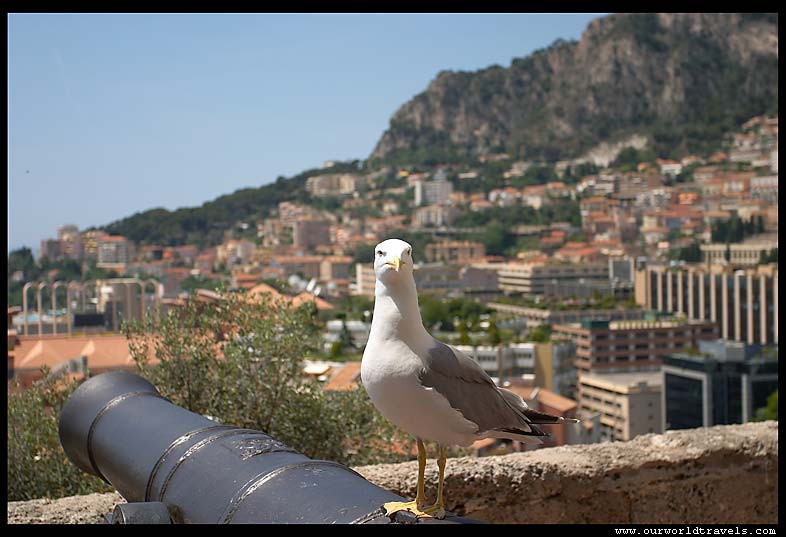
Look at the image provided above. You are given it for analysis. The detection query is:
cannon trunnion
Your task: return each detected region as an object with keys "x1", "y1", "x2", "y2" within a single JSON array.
[{"x1": 58, "y1": 371, "x2": 479, "y2": 524}]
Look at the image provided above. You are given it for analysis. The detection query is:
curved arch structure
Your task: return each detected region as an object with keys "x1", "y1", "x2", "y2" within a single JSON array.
[
  {"x1": 36, "y1": 282, "x2": 49, "y2": 337},
  {"x1": 22, "y1": 282, "x2": 35, "y2": 336},
  {"x1": 51, "y1": 281, "x2": 67, "y2": 336},
  {"x1": 20, "y1": 277, "x2": 155, "y2": 336}
]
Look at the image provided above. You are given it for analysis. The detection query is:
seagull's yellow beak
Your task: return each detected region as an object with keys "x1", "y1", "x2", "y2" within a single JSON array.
[{"x1": 386, "y1": 256, "x2": 401, "y2": 272}]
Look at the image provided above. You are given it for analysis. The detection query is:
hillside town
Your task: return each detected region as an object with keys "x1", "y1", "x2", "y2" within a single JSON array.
[{"x1": 8, "y1": 114, "x2": 779, "y2": 455}]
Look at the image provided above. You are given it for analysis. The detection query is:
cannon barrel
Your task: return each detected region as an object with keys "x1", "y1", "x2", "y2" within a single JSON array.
[{"x1": 59, "y1": 371, "x2": 478, "y2": 524}]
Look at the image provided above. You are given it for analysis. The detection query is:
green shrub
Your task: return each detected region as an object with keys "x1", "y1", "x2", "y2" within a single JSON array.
[
  {"x1": 124, "y1": 291, "x2": 411, "y2": 467},
  {"x1": 7, "y1": 373, "x2": 114, "y2": 501}
]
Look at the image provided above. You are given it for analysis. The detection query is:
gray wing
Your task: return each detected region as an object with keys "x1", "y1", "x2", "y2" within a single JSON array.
[{"x1": 417, "y1": 340, "x2": 549, "y2": 438}]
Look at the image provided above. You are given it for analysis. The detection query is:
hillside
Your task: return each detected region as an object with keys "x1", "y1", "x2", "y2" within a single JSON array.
[
  {"x1": 100, "y1": 161, "x2": 362, "y2": 247},
  {"x1": 370, "y1": 13, "x2": 778, "y2": 165},
  {"x1": 99, "y1": 13, "x2": 778, "y2": 249}
]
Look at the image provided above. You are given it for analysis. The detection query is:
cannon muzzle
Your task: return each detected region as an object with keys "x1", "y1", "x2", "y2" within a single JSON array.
[{"x1": 59, "y1": 371, "x2": 478, "y2": 524}]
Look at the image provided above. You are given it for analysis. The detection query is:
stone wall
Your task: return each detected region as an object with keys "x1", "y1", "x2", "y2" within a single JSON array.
[{"x1": 7, "y1": 421, "x2": 778, "y2": 524}]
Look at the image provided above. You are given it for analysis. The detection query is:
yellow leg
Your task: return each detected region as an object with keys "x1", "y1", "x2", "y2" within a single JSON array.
[
  {"x1": 384, "y1": 438, "x2": 429, "y2": 516},
  {"x1": 422, "y1": 445, "x2": 447, "y2": 519}
]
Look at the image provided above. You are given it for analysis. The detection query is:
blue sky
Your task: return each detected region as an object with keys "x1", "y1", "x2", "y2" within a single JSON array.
[{"x1": 8, "y1": 13, "x2": 605, "y2": 254}]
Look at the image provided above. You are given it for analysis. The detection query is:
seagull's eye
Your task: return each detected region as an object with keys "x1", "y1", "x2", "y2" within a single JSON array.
[
  {"x1": 377, "y1": 251, "x2": 384, "y2": 257},
  {"x1": 406, "y1": 248, "x2": 411, "y2": 256}
]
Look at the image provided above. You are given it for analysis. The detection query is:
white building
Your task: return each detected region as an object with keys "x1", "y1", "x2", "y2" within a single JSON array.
[
  {"x1": 454, "y1": 343, "x2": 536, "y2": 382},
  {"x1": 577, "y1": 371, "x2": 662, "y2": 442},
  {"x1": 323, "y1": 319, "x2": 371, "y2": 351},
  {"x1": 414, "y1": 179, "x2": 454, "y2": 206}
]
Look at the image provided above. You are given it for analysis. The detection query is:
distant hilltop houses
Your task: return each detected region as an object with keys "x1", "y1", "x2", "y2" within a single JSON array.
[
  {"x1": 22, "y1": 114, "x2": 777, "y2": 306},
  {"x1": 9, "y1": 113, "x2": 778, "y2": 456}
]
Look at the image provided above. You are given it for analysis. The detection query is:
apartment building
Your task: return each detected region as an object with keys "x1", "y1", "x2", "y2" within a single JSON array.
[
  {"x1": 453, "y1": 343, "x2": 536, "y2": 382},
  {"x1": 354, "y1": 263, "x2": 376, "y2": 297},
  {"x1": 471, "y1": 262, "x2": 609, "y2": 295},
  {"x1": 487, "y1": 302, "x2": 647, "y2": 329},
  {"x1": 39, "y1": 238, "x2": 61, "y2": 261},
  {"x1": 609, "y1": 256, "x2": 636, "y2": 283},
  {"x1": 305, "y1": 173, "x2": 364, "y2": 197},
  {"x1": 414, "y1": 179, "x2": 453, "y2": 206},
  {"x1": 82, "y1": 230, "x2": 109, "y2": 261},
  {"x1": 552, "y1": 318, "x2": 717, "y2": 375},
  {"x1": 662, "y1": 339, "x2": 778, "y2": 431},
  {"x1": 635, "y1": 263, "x2": 778, "y2": 345},
  {"x1": 271, "y1": 255, "x2": 323, "y2": 280},
  {"x1": 412, "y1": 204, "x2": 460, "y2": 228},
  {"x1": 577, "y1": 371, "x2": 662, "y2": 442},
  {"x1": 532, "y1": 340, "x2": 579, "y2": 399},
  {"x1": 293, "y1": 218, "x2": 332, "y2": 249},
  {"x1": 216, "y1": 239, "x2": 255, "y2": 266},
  {"x1": 699, "y1": 236, "x2": 778, "y2": 266},
  {"x1": 319, "y1": 256, "x2": 353, "y2": 281},
  {"x1": 58, "y1": 225, "x2": 83, "y2": 260},
  {"x1": 97, "y1": 236, "x2": 135, "y2": 270},
  {"x1": 424, "y1": 240, "x2": 486, "y2": 263}
]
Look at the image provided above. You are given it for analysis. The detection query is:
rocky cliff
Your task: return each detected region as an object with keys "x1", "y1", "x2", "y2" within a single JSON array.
[{"x1": 371, "y1": 13, "x2": 778, "y2": 164}]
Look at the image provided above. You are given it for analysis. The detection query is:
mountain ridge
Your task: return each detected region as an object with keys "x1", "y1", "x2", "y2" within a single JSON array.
[{"x1": 370, "y1": 13, "x2": 778, "y2": 164}]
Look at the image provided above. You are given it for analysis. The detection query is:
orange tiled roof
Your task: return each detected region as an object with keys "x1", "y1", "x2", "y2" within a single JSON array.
[
  {"x1": 247, "y1": 283, "x2": 285, "y2": 302},
  {"x1": 13, "y1": 334, "x2": 158, "y2": 371},
  {"x1": 273, "y1": 255, "x2": 324, "y2": 264},
  {"x1": 323, "y1": 362, "x2": 362, "y2": 390},
  {"x1": 234, "y1": 272, "x2": 262, "y2": 280},
  {"x1": 291, "y1": 292, "x2": 335, "y2": 311},
  {"x1": 505, "y1": 386, "x2": 578, "y2": 414}
]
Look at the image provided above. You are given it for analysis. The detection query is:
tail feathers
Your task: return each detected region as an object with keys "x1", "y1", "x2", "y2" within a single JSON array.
[
  {"x1": 486, "y1": 428, "x2": 546, "y2": 445},
  {"x1": 523, "y1": 408, "x2": 581, "y2": 424}
]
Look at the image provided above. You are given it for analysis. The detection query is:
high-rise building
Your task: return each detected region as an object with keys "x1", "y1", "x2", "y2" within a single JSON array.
[
  {"x1": 577, "y1": 371, "x2": 662, "y2": 442},
  {"x1": 353, "y1": 263, "x2": 376, "y2": 297},
  {"x1": 553, "y1": 317, "x2": 718, "y2": 375},
  {"x1": 662, "y1": 339, "x2": 778, "y2": 431},
  {"x1": 39, "y1": 239, "x2": 61, "y2": 261},
  {"x1": 414, "y1": 179, "x2": 453, "y2": 206},
  {"x1": 81, "y1": 230, "x2": 109, "y2": 261},
  {"x1": 412, "y1": 204, "x2": 460, "y2": 228},
  {"x1": 471, "y1": 262, "x2": 609, "y2": 296},
  {"x1": 533, "y1": 340, "x2": 579, "y2": 399},
  {"x1": 609, "y1": 256, "x2": 635, "y2": 283},
  {"x1": 635, "y1": 264, "x2": 778, "y2": 345},
  {"x1": 58, "y1": 225, "x2": 83, "y2": 260},
  {"x1": 97, "y1": 236, "x2": 134, "y2": 269},
  {"x1": 454, "y1": 343, "x2": 537, "y2": 382},
  {"x1": 699, "y1": 237, "x2": 778, "y2": 267},
  {"x1": 425, "y1": 241, "x2": 486, "y2": 263}
]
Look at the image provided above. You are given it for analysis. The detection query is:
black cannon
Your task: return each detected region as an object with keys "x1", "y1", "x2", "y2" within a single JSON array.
[{"x1": 58, "y1": 371, "x2": 479, "y2": 524}]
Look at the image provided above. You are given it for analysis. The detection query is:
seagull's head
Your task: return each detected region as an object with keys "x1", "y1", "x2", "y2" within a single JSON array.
[{"x1": 373, "y1": 238, "x2": 414, "y2": 284}]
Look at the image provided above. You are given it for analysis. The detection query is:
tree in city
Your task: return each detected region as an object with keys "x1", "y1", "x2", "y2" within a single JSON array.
[
  {"x1": 753, "y1": 390, "x2": 778, "y2": 422},
  {"x1": 456, "y1": 319, "x2": 473, "y2": 345},
  {"x1": 528, "y1": 324, "x2": 552, "y2": 343},
  {"x1": 487, "y1": 318, "x2": 502, "y2": 346},
  {"x1": 123, "y1": 289, "x2": 409, "y2": 467}
]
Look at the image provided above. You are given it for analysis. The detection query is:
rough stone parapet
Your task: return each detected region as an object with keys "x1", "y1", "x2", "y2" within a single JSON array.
[
  {"x1": 7, "y1": 421, "x2": 777, "y2": 524},
  {"x1": 355, "y1": 421, "x2": 778, "y2": 523}
]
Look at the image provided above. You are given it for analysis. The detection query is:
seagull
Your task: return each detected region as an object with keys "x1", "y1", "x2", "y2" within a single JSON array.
[{"x1": 361, "y1": 238, "x2": 578, "y2": 520}]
